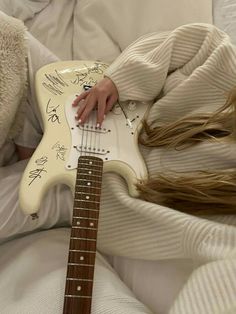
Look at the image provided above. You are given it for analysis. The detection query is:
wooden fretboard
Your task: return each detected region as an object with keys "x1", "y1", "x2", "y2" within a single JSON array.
[{"x1": 63, "y1": 156, "x2": 103, "y2": 314}]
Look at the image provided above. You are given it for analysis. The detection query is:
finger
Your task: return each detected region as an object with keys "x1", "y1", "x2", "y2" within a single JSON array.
[
  {"x1": 79, "y1": 95, "x2": 98, "y2": 124},
  {"x1": 97, "y1": 96, "x2": 107, "y2": 126},
  {"x1": 75, "y1": 99, "x2": 87, "y2": 120},
  {"x1": 72, "y1": 90, "x2": 89, "y2": 107},
  {"x1": 105, "y1": 95, "x2": 118, "y2": 114}
]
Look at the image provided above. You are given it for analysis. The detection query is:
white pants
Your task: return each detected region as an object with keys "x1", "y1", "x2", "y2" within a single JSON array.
[{"x1": 0, "y1": 228, "x2": 152, "y2": 314}]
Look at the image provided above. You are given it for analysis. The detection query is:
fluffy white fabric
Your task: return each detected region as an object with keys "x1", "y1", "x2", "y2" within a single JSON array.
[{"x1": 0, "y1": 11, "x2": 28, "y2": 149}]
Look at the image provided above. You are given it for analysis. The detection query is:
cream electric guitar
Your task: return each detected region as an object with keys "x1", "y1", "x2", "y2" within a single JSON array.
[{"x1": 19, "y1": 61, "x2": 149, "y2": 314}]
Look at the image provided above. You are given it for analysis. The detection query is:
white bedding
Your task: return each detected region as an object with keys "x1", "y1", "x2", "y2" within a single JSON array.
[
  {"x1": 0, "y1": 0, "x2": 213, "y2": 61},
  {"x1": 0, "y1": 1, "x2": 234, "y2": 313}
]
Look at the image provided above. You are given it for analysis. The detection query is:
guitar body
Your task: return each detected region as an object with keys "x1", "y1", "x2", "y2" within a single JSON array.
[
  {"x1": 19, "y1": 60, "x2": 149, "y2": 314},
  {"x1": 19, "y1": 60, "x2": 149, "y2": 215}
]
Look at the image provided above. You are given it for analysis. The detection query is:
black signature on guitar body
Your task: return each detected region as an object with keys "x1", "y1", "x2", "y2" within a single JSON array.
[
  {"x1": 52, "y1": 142, "x2": 67, "y2": 161},
  {"x1": 28, "y1": 156, "x2": 48, "y2": 186},
  {"x1": 46, "y1": 99, "x2": 61, "y2": 124},
  {"x1": 42, "y1": 70, "x2": 69, "y2": 96}
]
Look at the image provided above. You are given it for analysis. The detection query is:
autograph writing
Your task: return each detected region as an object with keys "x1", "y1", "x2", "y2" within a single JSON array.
[
  {"x1": 28, "y1": 156, "x2": 48, "y2": 186},
  {"x1": 71, "y1": 62, "x2": 108, "y2": 86},
  {"x1": 52, "y1": 141, "x2": 67, "y2": 161},
  {"x1": 42, "y1": 62, "x2": 109, "y2": 95},
  {"x1": 42, "y1": 70, "x2": 69, "y2": 96},
  {"x1": 46, "y1": 99, "x2": 61, "y2": 124}
]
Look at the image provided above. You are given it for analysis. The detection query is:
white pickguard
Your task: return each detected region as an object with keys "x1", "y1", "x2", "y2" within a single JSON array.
[{"x1": 19, "y1": 61, "x2": 150, "y2": 215}]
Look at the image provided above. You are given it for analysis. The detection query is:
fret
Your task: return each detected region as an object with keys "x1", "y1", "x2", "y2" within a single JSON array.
[
  {"x1": 73, "y1": 207, "x2": 99, "y2": 212},
  {"x1": 70, "y1": 237, "x2": 96, "y2": 242},
  {"x1": 75, "y1": 186, "x2": 101, "y2": 191},
  {"x1": 77, "y1": 178, "x2": 101, "y2": 183},
  {"x1": 77, "y1": 162, "x2": 103, "y2": 170},
  {"x1": 65, "y1": 295, "x2": 92, "y2": 299},
  {"x1": 74, "y1": 186, "x2": 101, "y2": 194},
  {"x1": 77, "y1": 174, "x2": 102, "y2": 179},
  {"x1": 73, "y1": 209, "x2": 99, "y2": 219},
  {"x1": 78, "y1": 168, "x2": 102, "y2": 174},
  {"x1": 75, "y1": 199, "x2": 100, "y2": 204},
  {"x1": 72, "y1": 216, "x2": 98, "y2": 222},
  {"x1": 74, "y1": 191, "x2": 101, "y2": 197},
  {"x1": 69, "y1": 249, "x2": 96, "y2": 253},
  {"x1": 67, "y1": 278, "x2": 93, "y2": 282},
  {"x1": 72, "y1": 226, "x2": 97, "y2": 231},
  {"x1": 74, "y1": 199, "x2": 100, "y2": 206},
  {"x1": 68, "y1": 263, "x2": 94, "y2": 267}
]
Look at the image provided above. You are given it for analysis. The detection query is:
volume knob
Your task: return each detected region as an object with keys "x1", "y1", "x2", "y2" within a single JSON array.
[{"x1": 112, "y1": 103, "x2": 122, "y2": 115}]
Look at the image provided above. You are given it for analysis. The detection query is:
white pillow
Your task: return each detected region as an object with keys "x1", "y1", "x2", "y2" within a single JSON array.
[
  {"x1": 73, "y1": 0, "x2": 213, "y2": 63},
  {"x1": 213, "y1": 0, "x2": 236, "y2": 45}
]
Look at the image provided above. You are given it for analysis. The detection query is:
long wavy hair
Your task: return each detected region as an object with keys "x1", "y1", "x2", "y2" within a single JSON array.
[{"x1": 137, "y1": 88, "x2": 236, "y2": 215}]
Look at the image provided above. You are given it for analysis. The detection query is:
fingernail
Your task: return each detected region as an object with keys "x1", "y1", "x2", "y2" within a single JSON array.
[
  {"x1": 96, "y1": 123, "x2": 100, "y2": 128},
  {"x1": 78, "y1": 119, "x2": 82, "y2": 124}
]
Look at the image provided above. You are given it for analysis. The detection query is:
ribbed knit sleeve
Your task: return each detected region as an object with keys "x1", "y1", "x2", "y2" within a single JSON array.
[{"x1": 104, "y1": 23, "x2": 230, "y2": 102}]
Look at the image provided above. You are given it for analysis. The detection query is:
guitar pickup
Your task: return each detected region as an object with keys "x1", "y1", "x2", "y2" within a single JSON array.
[
  {"x1": 77, "y1": 124, "x2": 111, "y2": 134},
  {"x1": 74, "y1": 146, "x2": 109, "y2": 156}
]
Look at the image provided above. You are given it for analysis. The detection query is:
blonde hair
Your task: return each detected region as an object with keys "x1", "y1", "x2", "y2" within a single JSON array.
[{"x1": 137, "y1": 89, "x2": 236, "y2": 215}]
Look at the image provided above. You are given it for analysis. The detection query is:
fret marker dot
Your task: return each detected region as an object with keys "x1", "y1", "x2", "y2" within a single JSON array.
[
  {"x1": 88, "y1": 171, "x2": 92, "y2": 174},
  {"x1": 77, "y1": 221, "x2": 80, "y2": 225},
  {"x1": 86, "y1": 196, "x2": 90, "y2": 199},
  {"x1": 87, "y1": 182, "x2": 91, "y2": 186},
  {"x1": 77, "y1": 286, "x2": 82, "y2": 291},
  {"x1": 80, "y1": 256, "x2": 84, "y2": 261},
  {"x1": 90, "y1": 223, "x2": 94, "y2": 227},
  {"x1": 89, "y1": 161, "x2": 93, "y2": 165}
]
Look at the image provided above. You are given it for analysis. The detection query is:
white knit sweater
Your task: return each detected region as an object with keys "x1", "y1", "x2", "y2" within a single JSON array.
[{"x1": 94, "y1": 24, "x2": 236, "y2": 314}]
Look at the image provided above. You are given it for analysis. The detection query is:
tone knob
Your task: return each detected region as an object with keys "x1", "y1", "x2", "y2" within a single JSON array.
[
  {"x1": 112, "y1": 103, "x2": 122, "y2": 114},
  {"x1": 127, "y1": 101, "x2": 136, "y2": 111}
]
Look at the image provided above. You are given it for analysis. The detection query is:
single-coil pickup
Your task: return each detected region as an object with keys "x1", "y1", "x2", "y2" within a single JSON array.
[
  {"x1": 77, "y1": 124, "x2": 110, "y2": 134},
  {"x1": 74, "y1": 146, "x2": 109, "y2": 155}
]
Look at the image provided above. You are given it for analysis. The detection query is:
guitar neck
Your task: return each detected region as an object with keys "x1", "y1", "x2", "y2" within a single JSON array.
[{"x1": 63, "y1": 156, "x2": 103, "y2": 314}]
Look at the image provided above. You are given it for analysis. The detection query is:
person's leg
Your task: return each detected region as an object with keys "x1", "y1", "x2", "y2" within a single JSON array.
[
  {"x1": 93, "y1": 252, "x2": 153, "y2": 313},
  {"x1": 0, "y1": 228, "x2": 153, "y2": 314},
  {"x1": 0, "y1": 160, "x2": 72, "y2": 244}
]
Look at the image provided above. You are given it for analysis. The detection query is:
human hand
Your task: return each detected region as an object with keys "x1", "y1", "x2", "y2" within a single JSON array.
[{"x1": 72, "y1": 77, "x2": 118, "y2": 127}]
